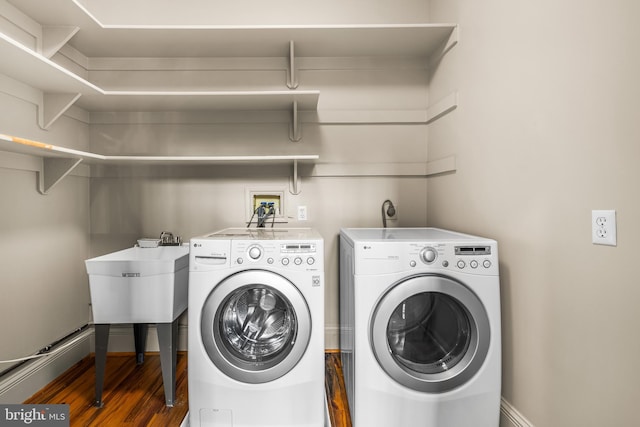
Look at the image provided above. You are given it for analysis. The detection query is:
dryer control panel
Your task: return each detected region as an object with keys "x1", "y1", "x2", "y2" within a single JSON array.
[
  {"x1": 407, "y1": 242, "x2": 498, "y2": 276},
  {"x1": 352, "y1": 241, "x2": 498, "y2": 276}
]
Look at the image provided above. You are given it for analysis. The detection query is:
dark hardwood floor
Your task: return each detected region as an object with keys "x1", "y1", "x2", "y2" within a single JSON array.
[
  {"x1": 25, "y1": 352, "x2": 188, "y2": 426},
  {"x1": 24, "y1": 351, "x2": 352, "y2": 427},
  {"x1": 325, "y1": 351, "x2": 352, "y2": 427}
]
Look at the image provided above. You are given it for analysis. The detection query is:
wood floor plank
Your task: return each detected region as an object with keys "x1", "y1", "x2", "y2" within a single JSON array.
[{"x1": 325, "y1": 351, "x2": 353, "y2": 427}]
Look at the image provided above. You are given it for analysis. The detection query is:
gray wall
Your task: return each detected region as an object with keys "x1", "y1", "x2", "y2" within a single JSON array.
[
  {"x1": 0, "y1": 91, "x2": 91, "y2": 374},
  {"x1": 428, "y1": 1, "x2": 640, "y2": 426}
]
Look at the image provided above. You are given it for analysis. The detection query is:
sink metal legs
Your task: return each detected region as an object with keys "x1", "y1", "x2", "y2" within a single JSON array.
[
  {"x1": 94, "y1": 324, "x2": 110, "y2": 408},
  {"x1": 157, "y1": 320, "x2": 179, "y2": 407},
  {"x1": 93, "y1": 319, "x2": 180, "y2": 408},
  {"x1": 133, "y1": 324, "x2": 148, "y2": 365}
]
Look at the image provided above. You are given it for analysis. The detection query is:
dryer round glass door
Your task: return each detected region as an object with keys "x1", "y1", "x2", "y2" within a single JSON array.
[
  {"x1": 200, "y1": 270, "x2": 311, "y2": 384},
  {"x1": 370, "y1": 274, "x2": 490, "y2": 392}
]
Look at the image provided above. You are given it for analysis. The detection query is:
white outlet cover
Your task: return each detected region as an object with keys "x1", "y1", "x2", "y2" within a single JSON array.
[
  {"x1": 592, "y1": 210, "x2": 617, "y2": 246},
  {"x1": 297, "y1": 205, "x2": 308, "y2": 221}
]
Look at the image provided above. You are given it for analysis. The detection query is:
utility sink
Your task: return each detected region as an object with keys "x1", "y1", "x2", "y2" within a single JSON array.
[
  {"x1": 85, "y1": 244, "x2": 189, "y2": 407},
  {"x1": 85, "y1": 245, "x2": 189, "y2": 323}
]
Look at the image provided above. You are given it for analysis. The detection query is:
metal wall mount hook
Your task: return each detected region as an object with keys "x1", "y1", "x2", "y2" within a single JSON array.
[
  {"x1": 286, "y1": 40, "x2": 299, "y2": 89},
  {"x1": 381, "y1": 199, "x2": 396, "y2": 228},
  {"x1": 289, "y1": 159, "x2": 302, "y2": 195},
  {"x1": 289, "y1": 101, "x2": 302, "y2": 142}
]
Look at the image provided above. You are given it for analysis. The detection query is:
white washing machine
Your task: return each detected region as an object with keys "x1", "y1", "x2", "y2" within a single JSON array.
[
  {"x1": 188, "y1": 228, "x2": 325, "y2": 427},
  {"x1": 339, "y1": 228, "x2": 501, "y2": 427}
]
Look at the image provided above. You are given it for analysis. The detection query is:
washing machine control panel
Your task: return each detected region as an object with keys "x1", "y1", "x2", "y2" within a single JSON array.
[
  {"x1": 248, "y1": 244, "x2": 263, "y2": 260},
  {"x1": 231, "y1": 240, "x2": 321, "y2": 271},
  {"x1": 407, "y1": 242, "x2": 498, "y2": 275},
  {"x1": 419, "y1": 247, "x2": 438, "y2": 264}
]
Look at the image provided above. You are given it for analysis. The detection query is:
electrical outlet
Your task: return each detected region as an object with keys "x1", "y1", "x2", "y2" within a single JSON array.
[
  {"x1": 592, "y1": 210, "x2": 617, "y2": 246},
  {"x1": 297, "y1": 206, "x2": 308, "y2": 221}
]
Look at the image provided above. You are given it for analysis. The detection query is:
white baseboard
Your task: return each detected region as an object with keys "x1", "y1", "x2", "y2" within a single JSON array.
[
  {"x1": 0, "y1": 328, "x2": 92, "y2": 404},
  {"x1": 500, "y1": 397, "x2": 535, "y2": 427}
]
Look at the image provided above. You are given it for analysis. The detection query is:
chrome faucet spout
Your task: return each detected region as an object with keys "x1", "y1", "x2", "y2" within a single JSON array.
[{"x1": 160, "y1": 231, "x2": 181, "y2": 246}]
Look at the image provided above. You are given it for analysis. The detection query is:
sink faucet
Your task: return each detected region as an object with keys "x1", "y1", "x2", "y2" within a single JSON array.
[
  {"x1": 160, "y1": 231, "x2": 174, "y2": 245},
  {"x1": 159, "y1": 231, "x2": 182, "y2": 246}
]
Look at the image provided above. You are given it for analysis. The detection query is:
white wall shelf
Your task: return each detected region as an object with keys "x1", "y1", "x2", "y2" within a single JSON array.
[
  {"x1": 310, "y1": 156, "x2": 456, "y2": 178},
  {"x1": 0, "y1": 19, "x2": 458, "y2": 190},
  {"x1": 0, "y1": 133, "x2": 318, "y2": 194},
  {"x1": 0, "y1": 31, "x2": 319, "y2": 131},
  {"x1": 0, "y1": 22, "x2": 457, "y2": 121},
  {"x1": 58, "y1": 24, "x2": 458, "y2": 58}
]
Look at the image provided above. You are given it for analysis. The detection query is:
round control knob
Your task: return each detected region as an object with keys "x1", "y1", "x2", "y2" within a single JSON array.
[
  {"x1": 457, "y1": 260, "x2": 466, "y2": 269},
  {"x1": 267, "y1": 257, "x2": 274, "y2": 264},
  {"x1": 294, "y1": 257, "x2": 303, "y2": 265},
  {"x1": 281, "y1": 258, "x2": 290, "y2": 266},
  {"x1": 483, "y1": 260, "x2": 492, "y2": 268},
  {"x1": 410, "y1": 260, "x2": 417, "y2": 267},
  {"x1": 307, "y1": 257, "x2": 315, "y2": 265},
  {"x1": 248, "y1": 245, "x2": 262, "y2": 260},
  {"x1": 420, "y1": 247, "x2": 438, "y2": 264},
  {"x1": 237, "y1": 258, "x2": 244, "y2": 265}
]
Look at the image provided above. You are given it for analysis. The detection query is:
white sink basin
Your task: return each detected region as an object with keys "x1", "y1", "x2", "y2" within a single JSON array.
[{"x1": 85, "y1": 245, "x2": 189, "y2": 323}]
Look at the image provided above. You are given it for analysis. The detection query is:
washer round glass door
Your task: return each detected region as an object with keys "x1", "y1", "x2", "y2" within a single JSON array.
[
  {"x1": 201, "y1": 269, "x2": 311, "y2": 384},
  {"x1": 370, "y1": 274, "x2": 490, "y2": 392}
]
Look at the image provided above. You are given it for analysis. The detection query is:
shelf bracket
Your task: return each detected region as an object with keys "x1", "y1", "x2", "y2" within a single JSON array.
[
  {"x1": 289, "y1": 101, "x2": 302, "y2": 142},
  {"x1": 426, "y1": 92, "x2": 458, "y2": 124},
  {"x1": 38, "y1": 157, "x2": 83, "y2": 195},
  {"x1": 286, "y1": 40, "x2": 299, "y2": 89},
  {"x1": 290, "y1": 159, "x2": 302, "y2": 195},
  {"x1": 41, "y1": 26, "x2": 80, "y2": 59},
  {"x1": 38, "y1": 92, "x2": 82, "y2": 130}
]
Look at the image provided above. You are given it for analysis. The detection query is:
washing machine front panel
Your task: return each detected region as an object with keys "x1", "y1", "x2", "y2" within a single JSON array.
[
  {"x1": 189, "y1": 228, "x2": 325, "y2": 427},
  {"x1": 201, "y1": 269, "x2": 311, "y2": 384},
  {"x1": 370, "y1": 273, "x2": 490, "y2": 393}
]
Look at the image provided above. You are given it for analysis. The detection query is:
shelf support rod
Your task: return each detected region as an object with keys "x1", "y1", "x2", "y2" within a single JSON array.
[
  {"x1": 290, "y1": 159, "x2": 302, "y2": 195},
  {"x1": 289, "y1": 101, "x2": 302, "y2": 142},
  {"x1": 286, "y1": 40, "x2": 299, "y2": 89}
]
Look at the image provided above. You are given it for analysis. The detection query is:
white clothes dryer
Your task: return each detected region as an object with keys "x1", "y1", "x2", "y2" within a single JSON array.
[
  {"x1": 188, "y1": 228, "x2": 325, "y2": 427},
  {"x1": 339, "y1": 228, "x2": 501, "y2": 427}
]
